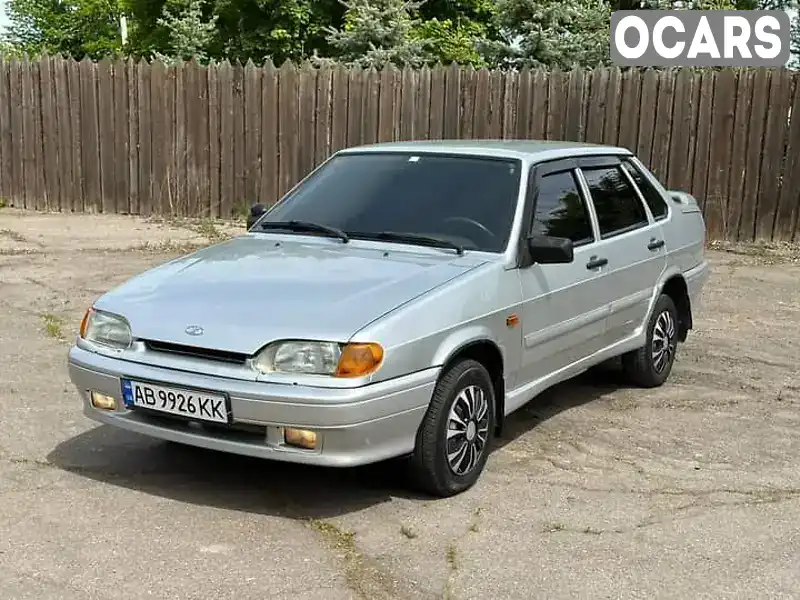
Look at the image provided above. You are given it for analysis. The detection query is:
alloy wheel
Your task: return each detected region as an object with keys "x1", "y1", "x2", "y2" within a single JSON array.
[
  {"x1": 651, "y1": 309, "x2": 677, "y2": 374},
  {"x1": 446, "y1": 384, "x2": 491, "y2": 476}
]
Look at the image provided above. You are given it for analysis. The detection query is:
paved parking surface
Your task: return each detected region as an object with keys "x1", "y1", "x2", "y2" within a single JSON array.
[{"x1": 2, "y1": 209, "x2": 799, "y2": 599}]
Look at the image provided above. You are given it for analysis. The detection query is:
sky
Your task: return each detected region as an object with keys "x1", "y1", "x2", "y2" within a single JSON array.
[{"x1": 0, "y1": 0, "x2": 8, "y2": 33}]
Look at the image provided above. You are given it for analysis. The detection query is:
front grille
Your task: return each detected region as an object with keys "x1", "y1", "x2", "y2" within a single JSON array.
[{"x1": 143, "y1": 339, "x2": 249, "y2": 365}]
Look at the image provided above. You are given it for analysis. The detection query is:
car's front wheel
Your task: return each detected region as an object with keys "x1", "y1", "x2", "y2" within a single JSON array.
[
  {"x1": 410, "y1": 359, "x2": 496, "y2": 497},
  {"x1": 622, "y1": 293, "x2": 679, "y2": 388}
]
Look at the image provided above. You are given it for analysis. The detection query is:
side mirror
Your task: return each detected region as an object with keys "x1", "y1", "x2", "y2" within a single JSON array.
[
  {"x1": 246, "y1": 203, "x2": 267, "y2": 229},
  {"x1": 527, "y1": 235, "x2": 574, "y2": 264}
]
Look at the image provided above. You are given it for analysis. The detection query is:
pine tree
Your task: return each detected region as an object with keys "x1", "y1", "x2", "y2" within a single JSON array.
[
  {"x1": 154, "y1": 0, "x2": 218, "y2": 63},
  {"x1": 323, "y1": 0, "x2": 434, "y2": 68}
]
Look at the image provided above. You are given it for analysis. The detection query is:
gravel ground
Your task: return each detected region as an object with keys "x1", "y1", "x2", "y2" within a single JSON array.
[{"x1": 1, "y1": 208, "x2": 799, "y2": 600}]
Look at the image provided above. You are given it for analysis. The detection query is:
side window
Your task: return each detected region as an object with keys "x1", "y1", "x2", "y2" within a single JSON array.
[
  {"x1": 622, "y1": 160, "x2": 669, "y2": 221},
  {"x1": 531, "y1": 170, "x2": 594, "y2": 246},
  {"x1": 581, "y1": 166, "x2": 650, "y2": 239}
]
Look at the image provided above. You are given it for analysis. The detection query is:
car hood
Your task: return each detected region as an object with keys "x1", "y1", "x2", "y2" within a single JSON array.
[{"x1": 94, "y1": 234, "x2": 486, "y2": 355}]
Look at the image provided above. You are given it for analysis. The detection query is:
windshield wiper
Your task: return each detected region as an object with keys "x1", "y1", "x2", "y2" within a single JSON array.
[
  {"x1": 259, "y1": 220, "x2": 349, "y2": 243},
  {"x1": 348, "y1": 231, "x2": 464, "y2": 255}
]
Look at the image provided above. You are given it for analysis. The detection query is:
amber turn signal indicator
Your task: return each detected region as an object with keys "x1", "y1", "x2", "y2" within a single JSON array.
[
  {"x1": 79, "y1": 308, "x2": 93, "y2": 338},
  {"x1": 335, "y1": 342, "x2": 384, "y2": 377},
  {"x1": 506, "y1": 313, "x2": 520, "y2": 328}
]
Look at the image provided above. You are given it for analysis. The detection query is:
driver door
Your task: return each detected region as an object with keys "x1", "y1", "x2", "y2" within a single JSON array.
[{"x1": 515, "y1": 159, "x2": 609, "y2": 388}]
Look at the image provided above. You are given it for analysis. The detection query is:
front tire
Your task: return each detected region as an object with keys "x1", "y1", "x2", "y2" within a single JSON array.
[
  {"x1": 410, "y1": 359, "x2": 496, "y2": 497},
  {"x1": 622, "y1": 293, "x2": 679, "y2": 388}
]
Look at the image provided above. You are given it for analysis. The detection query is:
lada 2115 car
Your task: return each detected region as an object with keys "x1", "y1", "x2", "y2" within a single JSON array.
[{"x1": 68, "y1": 140, "x2": 709, "y2": 497}]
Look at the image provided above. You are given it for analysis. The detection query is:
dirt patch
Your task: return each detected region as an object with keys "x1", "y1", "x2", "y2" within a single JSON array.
[{"x1": 1, "y1": 208, "x2": 799, "y2": 599}]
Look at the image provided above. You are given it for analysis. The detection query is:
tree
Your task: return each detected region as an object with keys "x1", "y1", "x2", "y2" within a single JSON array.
[
  {"x1": 152, "y1": 0, "x2": 217, "y2": 62},
  {"x1": 3, "y1": 0, "x2": 125, "y2": 59},
  {"x1": 322, "y1": 0, "x2": 434, "y2": 68},
  {"x1": 481, "y1": 0, "x2": 612, "y2": 69}
]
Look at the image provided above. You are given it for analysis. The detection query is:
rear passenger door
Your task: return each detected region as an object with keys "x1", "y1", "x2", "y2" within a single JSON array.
[{"x1": 576, "y1": 156, "x2": 668, "y2": 348}]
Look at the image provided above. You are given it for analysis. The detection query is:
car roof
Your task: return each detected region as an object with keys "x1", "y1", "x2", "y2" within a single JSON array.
[{"x1": 336, "y1": 139, "x2": 634, "y2": 162}]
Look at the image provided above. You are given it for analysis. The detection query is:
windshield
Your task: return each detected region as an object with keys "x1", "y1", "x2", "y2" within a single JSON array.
[{"x1": 259, "y1": 152, "x2": 522, "y2": 253}]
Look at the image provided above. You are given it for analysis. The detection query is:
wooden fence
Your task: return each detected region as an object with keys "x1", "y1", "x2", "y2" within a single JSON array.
[{"x1": 0, "y1": 56, "x2": 798, "y2": 242}]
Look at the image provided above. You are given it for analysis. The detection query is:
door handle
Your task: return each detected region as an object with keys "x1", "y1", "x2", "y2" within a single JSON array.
[
  {"x1": 647, "y1": 238, "x2": 665, "y2": 251},
  {"x1": 586, "y1": 256, "x2": 608, "y2": 270}
]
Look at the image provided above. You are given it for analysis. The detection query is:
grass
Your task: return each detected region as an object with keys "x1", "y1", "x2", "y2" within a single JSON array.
[{"x1": 40, "y1": 313, "x2": 64, "y2": 340}]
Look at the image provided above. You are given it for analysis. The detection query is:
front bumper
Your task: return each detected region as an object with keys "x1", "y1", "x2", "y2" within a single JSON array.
[{"x1": 67, "y1": 345, "x2": 437, "y2": 467}]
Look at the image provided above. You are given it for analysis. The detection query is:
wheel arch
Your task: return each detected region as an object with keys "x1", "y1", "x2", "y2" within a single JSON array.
[
  {"x1": 435, "y1": 334, "x2": 506, "y2": 437},
  {"x1": 658, "y1": 272, "x2": 692, "y2": 342}
]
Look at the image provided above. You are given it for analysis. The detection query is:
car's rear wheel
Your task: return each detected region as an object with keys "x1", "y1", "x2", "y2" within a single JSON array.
[
  {"x1": 622, "y1": 293, "x2": 679, "y2": 388},
  {"x1": 410, "y1": 359, "x2": 496, "y2": 497}
]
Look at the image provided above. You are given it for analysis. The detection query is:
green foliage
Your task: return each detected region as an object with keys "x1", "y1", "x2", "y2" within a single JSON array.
[
  {"x1": 323, "y1": 0, "x2": 434, "y2": 68},
  {"x1": 152, "y1": 0, "x2": 217, "y2": 62},
  {"x1": 482, "y1": 0, "x2": 612, "y2": 69},
  {"x1": 3, "y1": 0, "x2": 125, "y2": 59}
]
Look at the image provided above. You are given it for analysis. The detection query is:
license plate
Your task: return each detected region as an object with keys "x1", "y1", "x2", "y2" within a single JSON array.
[{"x1": 121, "y1": 379, "x2": 230, "y2": 424}]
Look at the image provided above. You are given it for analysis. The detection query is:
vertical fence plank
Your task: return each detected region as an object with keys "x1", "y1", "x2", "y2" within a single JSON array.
[
  {"x1": 617, "y1": 69, "x2": 641, "y2": 152},
  {"x1": 650, "y1": 69, "x2": 675, "y2": 184},
  {"x1": 315, "y1": 66, "x2": 332, "y2": 165},
  {"x1": 636, "y1": 69, "x2": 659, "y2": 171},
  {"x1": 665, "y1": 69, "x2": 692, "y2": 191},
  {"x1": 501, "y1": 71, "x2": 517, "y2": 139},
  {"x1": 20, "y1": 57, "x2": 36, "y2": 209},
  {"x1": 244, "y1": 60, "x2": 262, "y2": 208},
  {"x1": 125, "y1": 59, "x2": 138, "y2": 215},
  {"x1": 330, "y1": 65, "x2": 349, "y2": 153},
  {"x1": 415, "y1": 66, "x2": 432, "y2": 139},
  {"x1": 564, "y1": 68, "x2": 584, "y2": 142},
  {"x1": 400, "y1": 67, "x2": 416, "y2": 140},
  {"x1": 362, "y1": 67, "x2": 379, "y2": 144},
  {"x1": 515, "y1": 68, "x2": 531, "y2": 140},
  {"x1": 528, "y1": 70, "x2": 548, "y2": 139},
  {"x1": 585, "y1": 67, "x2": 606, "y2": 144},
  {"x1": 79, "y1": 58, "x2": 101, "y2": 212},
  {"x1": 725, "y1": 70, "x2": 753, "y2": 241},
  {"x1": 8, "y1": 59, "x2": 23, "y2": 207},
  {"x1": 546, "y1": 70, "x2": 567, "y2": 140},
  {"x1": 174, "y1": 61, "x2": 187, "y2": 215},
  {"x1": 136, "y1": 59, "x2": 152, "y2": 215},
  {"x1": 690, "y1": 71, "x2": 715, "y2": 214},
  {"x1": 345, "y1": 65, "x2": 363, "y2": 147},
  {"x1": 705, "y1": 69, "x2": 736, "y2": 240},
  {"x1": 297, "y1": 63, "x2": 316, "y2": 179},
  {"x1": 755, "y1": 69, "x2": 792, "y2": 241},
  {"x1": 278, "y1": 61, "x2": 299, "y2": 197},
  {"x1": 444, "y1": 62, "x2": 461, "y2": 139},
  {"x1": 112, "y1": 59, "x2": 129, "y2": 214},
  {"x1": 40, "y1": 57, "x2": 59, "y2": 211},
  {"x1": 471, "y1": 68, "x2": 489, "y2": 139},
  {"x1": 487, "y1": 70, "x2": 504, "y2": 138},
  {"x1": 207, "y1": 63, "x2": 220, "y2": 215},
  {"x1": 232, "y1": 61, "x2": 246, "y2": 213},
  {"x1": 149, "y1": 60, "x2": 167, "y2": 216},
  {"x1": 260, "y1": 61, "x2": 278, "y2": 206},
  {"x1": 775, "y1": 75, "x2": 800, "y2": 241},
  {"x1": 196, "y1": 62, "x2": 210, "y2": 216},
  {"x1": 377, "y1": 67, "x2": 393, "y2": 142},
  {"x1": 218, "y1": 60, "x2": 234, "y2": 217},
  {"x1": 0, "y1": 59, "x2": 10, "y2": 202},
  {"x1": 602, "y1": 67, "x2": 622, "y2": 147},
  {"x1": 162, "y1": 63, "x2": 175, "y2": 214},
  {"x1": 30, "y1": 60, "x2": 47, "y2": 211},
  {"x1": 429, "y1": 66, "x2": 446, "y2": 139},
  {"x1": 738, "y1": 68, "x2": 770, "y2": 241},
  {"x1": 97, "y1": 58, "x2": 115, "y2": 213}
]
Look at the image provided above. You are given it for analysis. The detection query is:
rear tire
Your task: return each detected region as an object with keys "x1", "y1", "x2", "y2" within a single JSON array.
[
  {"x1": 410, "y1": 359, "x2": 496, "y2": 497},
  {"x1": 622, "y1": 293, "x2": 679, "y2": 388}
]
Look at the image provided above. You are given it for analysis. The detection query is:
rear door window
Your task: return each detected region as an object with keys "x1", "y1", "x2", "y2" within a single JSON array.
[
  {"x1": 581, "y1": 166, "x2": 650, "y2": 239},
  {"x1": 622, "y1": 160, "x2": 669, "y2": 221}
]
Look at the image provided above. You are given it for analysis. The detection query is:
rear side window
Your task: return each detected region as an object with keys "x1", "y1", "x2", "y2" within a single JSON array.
[
  {"x1": 622, "y1": 160, "x2": 669, "y2": 221},
  {"x1": 531, "y1": 170, "x2": 594, "y2": 246},
  {"x1": 581, "y1": 166, "x2": 650, "y2": 239}
]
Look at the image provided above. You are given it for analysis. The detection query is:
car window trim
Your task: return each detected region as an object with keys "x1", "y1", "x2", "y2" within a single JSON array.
[
  {"x1": 576, "y1": 163, "x2": 654, "y2": 240},
  {"x1": 620, "y1": 159, "x2": 670, "y2": 222}
]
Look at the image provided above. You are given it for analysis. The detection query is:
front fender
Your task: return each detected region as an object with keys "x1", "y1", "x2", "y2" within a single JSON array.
[{"x1": 432, "y1": 325, "x2": 507, "y2": 368}]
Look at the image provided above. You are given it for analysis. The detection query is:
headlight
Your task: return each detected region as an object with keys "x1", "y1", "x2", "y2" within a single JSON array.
[
  {"x1": 252, "y1": 340, "x2": 384, "y2": 378},
  {"x1": 79, "y1": 308, "x2": 132, "y2": 350}
]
